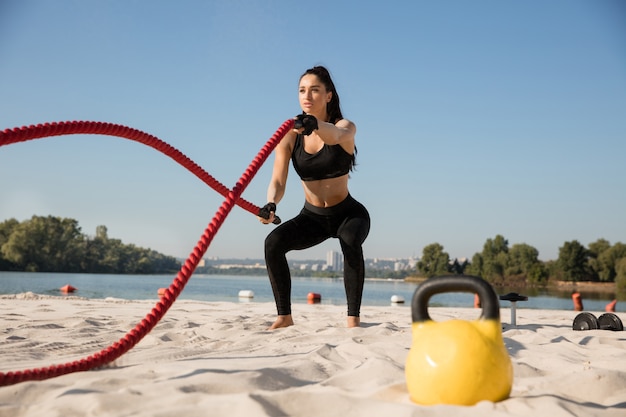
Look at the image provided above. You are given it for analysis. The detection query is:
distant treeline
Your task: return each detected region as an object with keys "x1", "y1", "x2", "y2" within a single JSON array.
[
  {"x1": 0, "y1": 215, "x2": 410, "y2": 278},
  {"x1": 416, "y1": 235, "x2": 626, "y2": 292},
  {"x1": 0, "y1": 216, "x2": 180, "y2": 274},
  {"x1": 3, "y1": 216, "x2": 625, "y2": 293}
]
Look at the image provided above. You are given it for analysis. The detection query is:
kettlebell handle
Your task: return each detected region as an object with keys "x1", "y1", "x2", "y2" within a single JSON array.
[{"x1": 411, "y1": 275, "x2": 500, "y2": 323}]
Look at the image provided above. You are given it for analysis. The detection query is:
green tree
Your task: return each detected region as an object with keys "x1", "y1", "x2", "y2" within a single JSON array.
[
  {"x1": 557, "y1": 240, "x2": 589, "y2": 282},
  {"x1": 98, "y1": 238, "x2": 126, "y2": 273},
  {"x1": 505, "y1": 243, "x2": 547, "y2": 285},
  {"x1": 0, "y1": 218, "x2": 19, "y2": 245},
  {"x1": 544, "y1": 259, "x2": 561, "y2": 281},
  {"x1": 475, "y1": 235, "x2": 509, "y2": 284},
  {"x1": 1, "y1": 215, "x2": 84, "y2": 272},
  {"x1": 466, "y1": 253, "x2": 483, "y2": 277},
  {"x1": 0, "y1": 216, "x2": 180, "y2": 274},
  {"x1": 448, "y1": 258, "x2": 468, "y2": 274},
  {"x1": 587, "y1": 239, "x2": 611, "y2": 281},
  {"x1": 505, "y1": 243, "x2": 539, "y2": 276},
  {"x1": 615, "y1": 257, "x2": 626, "y2": 294},
  {"x1": 596, "y1": 242, "x2": 626, "y2": 282},
  {"x1": 526, "y1": 263, "x2": 549, "y2": 286},
  {"x1": 82, "y1": 236, "x2": 109, "y2": 273},
  {"x1": 0, "y1": 218, "x2": 19, "y2": 270},
  {"x1": 417, "y1": 243, "x2": 451, "y2": 278}
]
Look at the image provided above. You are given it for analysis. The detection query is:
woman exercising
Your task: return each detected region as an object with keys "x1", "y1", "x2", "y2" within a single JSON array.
[{"x1": 258, "y1": 66, "x2": 370, "y2": 329}]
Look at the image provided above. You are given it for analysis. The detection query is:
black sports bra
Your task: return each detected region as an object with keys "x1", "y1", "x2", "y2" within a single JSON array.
[{"x1": 291, "y1": 134, "x2": 354, "y2": 182}]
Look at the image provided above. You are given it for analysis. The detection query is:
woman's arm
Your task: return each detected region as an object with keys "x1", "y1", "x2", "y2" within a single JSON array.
[
  {"x1": 258, "y1": 131, "x2": 295, "y2": 224},
  {"x1": 267, "y1": 133, "x2": 294, "y2": 204},
  {"x1": 314, "y1": 118, "x2": 356, "y2": 146}
]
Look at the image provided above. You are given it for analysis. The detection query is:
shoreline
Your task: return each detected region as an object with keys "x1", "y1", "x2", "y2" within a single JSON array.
[{"x1": 550, "y1": 280, "x2": 617, "y2": 293}]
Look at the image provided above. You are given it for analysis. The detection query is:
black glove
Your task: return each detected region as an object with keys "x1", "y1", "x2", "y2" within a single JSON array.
[
  {"x1": 258, "y1": 202, "x2": 276, "y2": 219},
  {"x1": 294, "y1": 112, "x2": 318, "y2": 135},
  {"x1": 258, "y1": 203, "x2": 281, "y2": 224}
]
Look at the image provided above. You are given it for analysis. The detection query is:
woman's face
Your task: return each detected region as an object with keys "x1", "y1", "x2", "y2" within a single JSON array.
[{"x1": 299, "y1": 74, "x2": 332, "y2": 117}]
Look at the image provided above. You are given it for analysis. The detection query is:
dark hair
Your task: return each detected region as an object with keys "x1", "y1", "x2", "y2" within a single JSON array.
[{"x1": 300, "y1": 66, "x2": 343, "y2": 124}]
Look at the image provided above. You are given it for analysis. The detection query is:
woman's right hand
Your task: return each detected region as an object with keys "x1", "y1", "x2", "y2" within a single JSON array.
[
  {"x1": 258, "y1": 203, "x2": 277, "y2": 224},
  {"x1": 258, "y1": 213, "x2": 275, "y2": 224}
]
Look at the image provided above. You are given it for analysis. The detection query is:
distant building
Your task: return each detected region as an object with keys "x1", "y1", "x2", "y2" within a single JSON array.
[{"x1": 326, "y1": 250, "x2": 343, "y2": 271}]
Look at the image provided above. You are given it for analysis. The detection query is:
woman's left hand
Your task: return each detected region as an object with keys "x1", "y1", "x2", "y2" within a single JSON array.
[{"x1": 293, "y1": 113, "x2": 318, "y2": 135}]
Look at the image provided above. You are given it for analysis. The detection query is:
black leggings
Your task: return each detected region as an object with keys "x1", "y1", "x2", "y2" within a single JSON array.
[{"x1": 264, "y1": 195, "x2": 370, "y2": 317}]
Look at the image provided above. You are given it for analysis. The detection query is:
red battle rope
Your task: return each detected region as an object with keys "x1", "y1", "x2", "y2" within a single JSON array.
[{"x1": 0, "y1": 119, "x2": 294, "y2": 386}]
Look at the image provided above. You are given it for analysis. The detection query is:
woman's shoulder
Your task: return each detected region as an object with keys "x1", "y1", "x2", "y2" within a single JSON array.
[
  {"x1": 335, "y1": 117, "x2": 354, "y2": 126},
  {"x1": 276, "y1": 130, "x2": 297, "y2": 153},
  {"x1": 335, "y1": 118, "x2": 356, "y2": 133}
]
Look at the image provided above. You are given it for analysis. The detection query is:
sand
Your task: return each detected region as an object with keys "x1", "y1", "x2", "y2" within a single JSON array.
[{"x1": 0, "y1": 293, "x2": 625, "y2": 417}]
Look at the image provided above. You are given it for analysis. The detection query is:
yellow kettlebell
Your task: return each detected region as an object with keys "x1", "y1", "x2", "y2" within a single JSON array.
[{"x1": 405, "y1": 275, "x2": 513, "y2": 406}]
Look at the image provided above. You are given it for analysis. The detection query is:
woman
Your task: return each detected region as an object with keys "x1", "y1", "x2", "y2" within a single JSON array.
[{"x1": 258, "y1": 66, "x2": 370, "y2": 329}]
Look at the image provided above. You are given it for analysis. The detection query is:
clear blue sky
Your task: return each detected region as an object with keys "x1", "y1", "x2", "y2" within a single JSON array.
[{"x1": 1, "y1": 1, "x2": 624, "y2": 262}]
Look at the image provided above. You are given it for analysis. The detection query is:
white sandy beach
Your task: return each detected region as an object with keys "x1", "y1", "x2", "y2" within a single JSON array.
[{"x1": 0, "y1": 293, "x2": 625, "y2": 417}]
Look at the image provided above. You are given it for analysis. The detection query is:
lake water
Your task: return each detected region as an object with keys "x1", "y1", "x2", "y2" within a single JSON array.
[{"x1": 0, "y1": 271, "x2": 621, "y2": 313}]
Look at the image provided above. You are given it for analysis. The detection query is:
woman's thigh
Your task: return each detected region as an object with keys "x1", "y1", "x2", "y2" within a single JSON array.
[{"x1": 266, "y1": 212, "x2": 330, "y2": 252}]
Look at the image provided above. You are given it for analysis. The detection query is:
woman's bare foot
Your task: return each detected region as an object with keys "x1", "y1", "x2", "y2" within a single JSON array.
[
  {"x1": 347, "y1": 316, "x2": 360, "y2": 328},
  {"x1": 268, "y1": 315, "x2": 294, "y2": 330}
]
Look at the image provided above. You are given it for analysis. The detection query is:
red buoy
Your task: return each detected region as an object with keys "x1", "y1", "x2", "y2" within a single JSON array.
[
  {"x1": 60, "y1": 284, "x2": 77, "y2": 293},
  {"x1": 474, "y1": 293, "x2": 481, "y2": 308},
  {"x1": 606, "y1": 299, "x2": 617, "y2": 312},
  {"x1": 307, "y1": 292, "x2": 321, "y2": 304},
  {"x1": 572, "y1": 292, "x2": 583, "y2": 311}
]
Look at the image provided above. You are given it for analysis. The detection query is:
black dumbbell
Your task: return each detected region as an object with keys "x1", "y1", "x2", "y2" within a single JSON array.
[{"x1": 573, "y1": 312, "x2": 623, "y2": 331}]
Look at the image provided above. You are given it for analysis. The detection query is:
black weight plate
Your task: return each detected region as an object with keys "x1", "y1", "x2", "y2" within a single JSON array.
[
  {"x1": 572, "y1": 312, "x2": 599, "y2": 331},
  {"x1": 598, "y1": 313, "x2": 624, "y2": 331}
]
